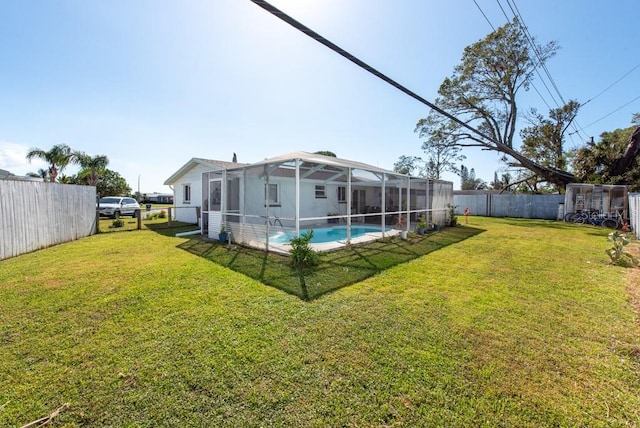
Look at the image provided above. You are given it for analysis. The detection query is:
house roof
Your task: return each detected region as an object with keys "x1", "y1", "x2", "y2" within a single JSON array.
[
  {"x1": 165, "y1": 151, "x2": 430, "y2": 187},
  {"x1": 225, "y1": 151, "x2": 399, "y2": 176},
  {"x1": 163, "y1": 157, "x2": 247, "y2": 185},
  {"x1": 222, "y1": 151, "x2": 418, "y2": 185}
]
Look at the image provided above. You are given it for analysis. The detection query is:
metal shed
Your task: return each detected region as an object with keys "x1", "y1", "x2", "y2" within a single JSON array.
[{"x1": 563, "y1": 184, "x2": 628, "y2": 221}]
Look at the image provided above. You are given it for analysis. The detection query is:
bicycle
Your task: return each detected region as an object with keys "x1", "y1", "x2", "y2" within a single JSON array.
[{"x1": 564, "y1": 210, "x2": 619, "y2": 229}]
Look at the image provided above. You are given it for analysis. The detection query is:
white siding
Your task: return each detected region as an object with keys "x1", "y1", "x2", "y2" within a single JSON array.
[
  {"x1": 241, "y1": 177, "x2": 349, "y2": 221},
  {"x1": 172, "y1": 165, "x2": 210, "y2": 224}
]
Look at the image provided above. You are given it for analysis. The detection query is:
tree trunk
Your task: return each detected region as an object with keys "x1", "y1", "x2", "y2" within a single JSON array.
[
  {"x1": 491, "y1": 136, "x2": 576, "y2": 189},
  {"x1": 611, "y1": 126, "x2": 640, "y2": 177}
]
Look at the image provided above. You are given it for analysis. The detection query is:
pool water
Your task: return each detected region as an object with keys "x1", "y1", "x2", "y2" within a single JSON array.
[{"x1": 271, "y1": 225, "x2": 389, "y2": 244}]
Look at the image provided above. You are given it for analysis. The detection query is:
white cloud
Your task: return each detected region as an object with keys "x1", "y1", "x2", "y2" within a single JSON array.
[{"x1": 0, "y1": 141, "x2": 46, "y2": 175}]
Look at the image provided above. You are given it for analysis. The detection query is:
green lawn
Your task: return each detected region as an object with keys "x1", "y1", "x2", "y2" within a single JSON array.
[{"x1": 1, "y1": 217, "x2": 639, "y2": 426}]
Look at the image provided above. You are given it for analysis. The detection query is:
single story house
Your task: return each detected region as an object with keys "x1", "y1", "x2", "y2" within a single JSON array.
[
  {"x1": 164, "y1": 157, "x2": 246, "y2": 224},
  {"x1": 165, "y1": 151, "x2": 453, "y2": 252}
]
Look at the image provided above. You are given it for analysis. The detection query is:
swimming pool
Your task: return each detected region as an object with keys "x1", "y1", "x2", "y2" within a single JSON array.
[{"x1": 270, "y1": 225, "x2": 390, "y2": 244}]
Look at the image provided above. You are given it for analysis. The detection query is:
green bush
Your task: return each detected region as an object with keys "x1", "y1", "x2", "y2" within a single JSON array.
[
  {"x1": 289, "y1": 230, "x2": 318, "y2": 268},
  {"x1": 110, "y1": 219, "x2": 125, "y2": 228},
  {"x1": 446, "y1": 204, "x2": 458, "y2": 227}
]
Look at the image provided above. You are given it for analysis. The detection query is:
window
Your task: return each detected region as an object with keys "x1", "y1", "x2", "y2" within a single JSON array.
[
  {"x1": 265, "y1": 183, "x2": 280, "y2": 206},
  {"x1": 337, "y1": 186, "x2": 347, "y2": 203},
  {"x1": 315, "y1": 185, "x2": 326, "y2": 199},
  {"x1": 183, "y1": 184, "x2": 191, "y2": 204}
]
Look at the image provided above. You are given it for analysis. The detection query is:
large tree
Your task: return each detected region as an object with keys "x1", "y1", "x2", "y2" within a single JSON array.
[
  {"x1": 415, "y1": 18, "x2": 576, "y2": 189},
  {"x1": 26, "y1": 143, "x2": 79, "y2": 182},
  {"x1": 96, "y1": 169, "x2": 131, "y2": 196},
  {"x1": 511, "y1": 101, "x2": 580, "y2": 192},
  {"x1": 572, "y1": 116, "x2": 640, "y2": 191}
]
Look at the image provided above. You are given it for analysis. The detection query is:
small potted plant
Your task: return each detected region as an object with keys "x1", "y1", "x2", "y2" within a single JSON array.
[
  {"x1": 416, "y1": 217, "x2": 427, "y2": 235},
  {"x1": 218, "y1": 226, "x2": 228, "y2": 244}
]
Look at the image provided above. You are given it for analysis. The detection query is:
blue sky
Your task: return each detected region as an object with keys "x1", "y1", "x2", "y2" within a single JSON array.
[{"x1": 1, "y1": 0, "x2": 638, "y2": 193}]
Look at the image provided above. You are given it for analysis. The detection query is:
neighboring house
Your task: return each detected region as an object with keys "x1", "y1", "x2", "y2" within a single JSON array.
[
  {"x1": 0, "y1": 169, "x2": 43, "y2": 182},
  {"x1": 144, "y1": 192, "x2": 174, "y2": 204},
  {"x1": 164, "y1": 157, "x2": 245, "y2": 224},
  {"x1": 165, "y1": 151, "x2": 453, "y2": 252}
]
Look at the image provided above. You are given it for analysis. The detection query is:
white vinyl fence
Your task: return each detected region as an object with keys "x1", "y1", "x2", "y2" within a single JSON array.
[
  {"x1": 629, "y1": 193, "x2": 640, "y2": 239},
  {"x1": 0, "y1": 180, "x2": 97, "y2": 260}
]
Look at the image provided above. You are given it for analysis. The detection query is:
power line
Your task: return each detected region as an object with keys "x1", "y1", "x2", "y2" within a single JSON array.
[
  {"x1": 578, "y1": 94, "x2": 640, "y2": 130},
  {"x1": 472, "y1": 0, "x2": 495, "y2": 31},
  {"x1": 494, "y1": 0, "x2": 561, "y2": 109},
  {"x1": 479, "y1": 0, "x2": 583, "y2": 143},
  {"x1": 582, "y1": 62, "x2": 640, "y2": 106},
  {"x1": 502, "y1": 0, "x2": 590, "y2": 141},
  {"x1": 569, "y1": 63, "x2": 640, "y2": 136},
  {"x1": 251, "y1": 0, "x2": 575, "y2": 182},
  {"x1": 249, "y1": 0, "x2": 498, "y2": 146},
  {"x1": 477, "y1": 1, "x2": 554, "y2": 112},
  {"x1": 507, "y1": 0, "x2": 566, "y2": 105}
]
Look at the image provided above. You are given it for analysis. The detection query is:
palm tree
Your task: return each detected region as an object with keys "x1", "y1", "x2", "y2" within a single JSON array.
[
  {"x1": 25, "y1": 144, "x2": 78, "y2": 183},
  {"x1": 76, "y1": 152, "x2": 109, "y2": 186}
]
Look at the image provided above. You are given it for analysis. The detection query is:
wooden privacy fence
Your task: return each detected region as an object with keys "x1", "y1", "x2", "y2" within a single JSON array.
[{"x1": 0, "y1": 180, "x2": 96, "y2": 260}]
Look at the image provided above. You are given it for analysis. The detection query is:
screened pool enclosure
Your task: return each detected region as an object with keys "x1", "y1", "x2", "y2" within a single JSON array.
[{"x1": 200, "y1": 152, "x2": 453, "y2": 252}]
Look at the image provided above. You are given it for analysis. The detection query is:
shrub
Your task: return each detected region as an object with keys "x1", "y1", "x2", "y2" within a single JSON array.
[
  {"x1": 289, "y1": 230, "x2": 319, "y2": 268},
  {"x1": 417, "y1": 215, "x2": 427, "y2": 230},
  {"x1": 605, "y1": 231, "x2": 639, "y2": 267},
  {"x1": 446, "y1": 204, "x2": 458, "y2": 227},
  {"x1": 159, "y1": 210, "x2": 167, "y2": 219},
  {"x1": 111, "y1": 219, "x2": 125, "y2": 228}
]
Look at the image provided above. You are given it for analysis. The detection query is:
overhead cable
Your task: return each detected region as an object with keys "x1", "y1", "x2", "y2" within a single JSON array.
[
  {"x1": 472, "y1": 0, "x2": 496, "y2": 31},
  {"x1": 249, "y1": 0, "x2": 499, "y2": 146},
  {"x1": 582, "y1": 62, "x2": 640, "y2": 106},
  {"x1": 577, "y1": 94, "x2": 640, "y2": 131},
  {"x1": 507, "y1": 0, "x2": 566, "y2": 105}
]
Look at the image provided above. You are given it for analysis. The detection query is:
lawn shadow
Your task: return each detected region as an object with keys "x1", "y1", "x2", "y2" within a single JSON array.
[
  {"x1": 176, "y1": 225, "x2": 485, "y2": 301},
  {"x1": 144, "y1": 222, "x2": 201, "y2": 236}
]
